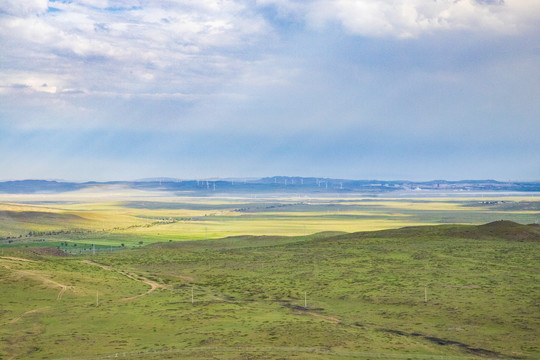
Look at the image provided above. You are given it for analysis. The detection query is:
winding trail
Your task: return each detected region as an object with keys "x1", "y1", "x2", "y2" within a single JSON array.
[
  {"x1": 18, "y1": 270, "x2": 71, "y2": 300},
  {"x1": 9, "y1": 307, "x2": 50, "y2": 324},
  {"x1": 1, "y1": 257, "x2": 70, "y2": 300},
  {"x1": 81, "y1": 260, "x2": 168, "y2": 301}
]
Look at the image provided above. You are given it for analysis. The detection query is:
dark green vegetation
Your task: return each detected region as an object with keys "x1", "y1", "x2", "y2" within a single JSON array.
[{"x1": 1, "y1": 221, "x2": 539, "y2": 359}]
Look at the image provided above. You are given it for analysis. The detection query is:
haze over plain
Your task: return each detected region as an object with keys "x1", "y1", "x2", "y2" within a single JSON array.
[{"x1": 1, "y1": 0, "x2": 539, "y2": 181}]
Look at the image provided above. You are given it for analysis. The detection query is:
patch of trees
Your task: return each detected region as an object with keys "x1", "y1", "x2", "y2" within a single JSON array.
[
  {"x1": 0, "y1": 234, "x2": 23, "y2": 242},
  {"x1": 26, "y1": 229, "x2": 90, "y2": 237}
]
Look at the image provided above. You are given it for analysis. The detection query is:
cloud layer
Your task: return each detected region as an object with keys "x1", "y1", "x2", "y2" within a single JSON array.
[
  {"x1": 2, "y1": 0, "x2": 538, "y2": 101},
  {"x1": 1, "y1": 0, "x2": 270, "y2": 97},
  {"x1": 1, "y1": 0, "x2": 539, "y2": 180}
]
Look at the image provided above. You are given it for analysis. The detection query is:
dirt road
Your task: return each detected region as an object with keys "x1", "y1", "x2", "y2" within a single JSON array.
[{"x1": 81, "y1": 260, "x2": 168, "y2": 301}]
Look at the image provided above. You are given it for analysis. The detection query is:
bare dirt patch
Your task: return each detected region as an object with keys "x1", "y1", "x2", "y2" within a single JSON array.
[{"x1": 30, "y1": 247, "x2": 70, "y2": 257}]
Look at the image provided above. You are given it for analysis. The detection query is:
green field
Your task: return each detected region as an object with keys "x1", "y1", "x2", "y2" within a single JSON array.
[{"x1": 1, "y1": 191, "x2": 539, "y2": 359}]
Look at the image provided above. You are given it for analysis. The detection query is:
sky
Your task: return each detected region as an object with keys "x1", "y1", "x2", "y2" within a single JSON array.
[{"x1": 1, "y1": 0, "x2": 539, "y2": 181}]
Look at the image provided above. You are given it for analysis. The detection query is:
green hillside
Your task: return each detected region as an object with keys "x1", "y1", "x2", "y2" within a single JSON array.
[{"x1": 1, "y1": 222, "x2": 539, "y2": 359}]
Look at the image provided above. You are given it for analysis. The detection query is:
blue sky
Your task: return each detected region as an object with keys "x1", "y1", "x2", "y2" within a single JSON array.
[{"x1": 1, "y1": 0, "x2": 539, "y2": 181}]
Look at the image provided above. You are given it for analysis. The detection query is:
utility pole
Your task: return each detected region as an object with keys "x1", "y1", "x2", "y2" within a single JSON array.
[
  {"x1": 192, "y1": 287, "x2": 194, "y2": 304},
  {"x1": 304, "y1": 291, "x2": 307, "y2": 308},
  {"x1": 424, "y1": 286, "x2": 428, "y2": 303},
  {"x1": 96, "y1": 291, "x2": 99, "y2": 307}
]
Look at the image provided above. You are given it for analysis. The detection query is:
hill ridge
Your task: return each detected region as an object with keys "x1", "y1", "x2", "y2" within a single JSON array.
[{"x1": 331, "y1": 220, "x2": 540, "y2": 243}]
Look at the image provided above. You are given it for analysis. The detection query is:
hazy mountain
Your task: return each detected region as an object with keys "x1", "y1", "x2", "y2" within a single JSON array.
[{"x1": 0, "y1": 177, "x2": 539, "y2": 194}]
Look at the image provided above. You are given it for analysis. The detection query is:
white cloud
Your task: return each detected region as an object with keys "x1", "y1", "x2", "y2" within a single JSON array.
[
  {"x1": 0, "y1": 0, "x2": 272, "y2": 98},
  {"x1": 260, "y1": 0, "x2": 540, "y2": 37},
  {"x1": 0, "y1": 0, "x2": 48, "y2": 17},
  {"x1": 1, "y1": 0, "x2": 538, "y2": 136},
  {"x1": 3, "y1": 0, "x2": 537, "y2": 101}
]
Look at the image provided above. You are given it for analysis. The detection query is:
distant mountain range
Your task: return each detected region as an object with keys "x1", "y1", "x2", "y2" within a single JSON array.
[{"x1": 1, "y1": 177, "x2": 539, "y2": 194}]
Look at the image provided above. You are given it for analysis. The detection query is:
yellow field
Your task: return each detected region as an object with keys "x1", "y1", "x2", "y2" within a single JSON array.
[{"x1": 1, "y1": 188, "x2": 539, "y2": 241}]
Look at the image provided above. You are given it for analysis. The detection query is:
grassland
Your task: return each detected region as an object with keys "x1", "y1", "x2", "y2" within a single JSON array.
[
  {"x1": 1, "y1": 189, "x2": 539, "y2": 248},
  {"x1": 1, "y1": 222, "x2": 539, "y2": 359},
  {"x1": 0, "y1": 190, "x2": 539, "y2": 359}
]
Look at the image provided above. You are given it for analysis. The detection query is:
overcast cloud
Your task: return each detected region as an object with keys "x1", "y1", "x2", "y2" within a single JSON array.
[{"x1": 1, "y1": 0, "x2": 539, "y2": 181}]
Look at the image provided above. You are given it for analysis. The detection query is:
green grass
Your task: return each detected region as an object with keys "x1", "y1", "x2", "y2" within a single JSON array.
[
  {"x1": 1, "y1": 194, "x2": 539, "y2": 359},
  {"x1": 1, "y1": 222, "x2": 539, "y2": 359}
]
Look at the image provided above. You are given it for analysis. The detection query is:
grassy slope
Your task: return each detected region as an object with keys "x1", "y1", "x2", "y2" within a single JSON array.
[{"x1": 1, "y1": 222, "x2": 539, "y2": 359}]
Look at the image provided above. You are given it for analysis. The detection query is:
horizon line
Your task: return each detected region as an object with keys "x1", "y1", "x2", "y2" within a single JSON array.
[{"x1": 1, "y1": 177, "x2": 539, "y2": 183}]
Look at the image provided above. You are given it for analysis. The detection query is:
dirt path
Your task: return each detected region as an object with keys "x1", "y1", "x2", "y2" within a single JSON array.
[
  {"x1": 175, "y1": 274, "x2": 194, "y2": 281},
  {"x1": 9, "y1": 307, "x2": 50, "y2": 324},
  {"x1": 0, "y1": 256, "x2": 34, "y2": 262},
  {"x1": 118, "y1": 281, "x2": 160, "y2": 302},
  {"x1": 56, "y1": 283, "x2": 68, "y2": 300},
  {"x1": 2, "y1": 257, "x2": 69, "y2": 325},
  {"x1": 306, "y1": 311, "x2": 341, "y2": 324},
  {"x1": 81, "y1": 260, "x2": 168, "y2": 301},
  {"x1": 0, "y1": 256, "x2": 34, "y2": 269},
  {"x1": 16, "y1": 270, "x2": 71, "y2": 300},
  {"x1": 1, "y1": 260, "x2": 71, "y2": 301}
]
